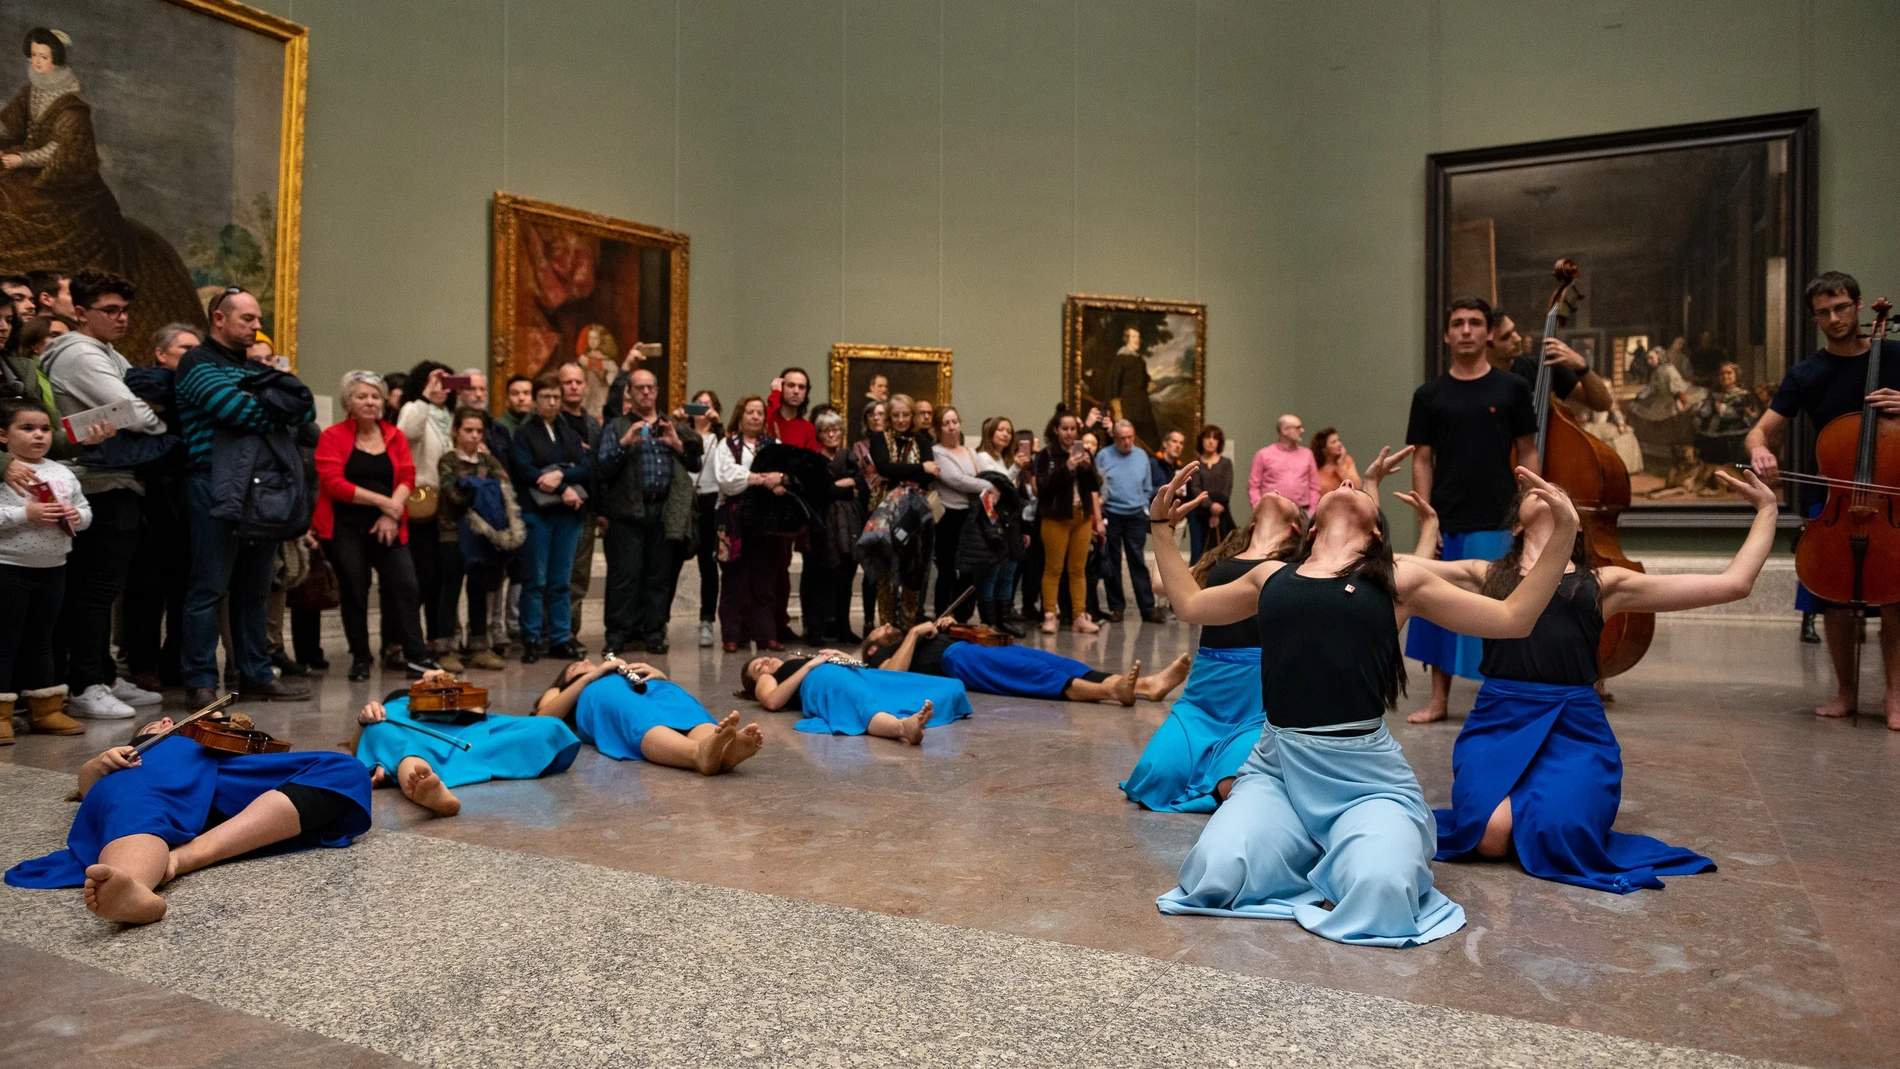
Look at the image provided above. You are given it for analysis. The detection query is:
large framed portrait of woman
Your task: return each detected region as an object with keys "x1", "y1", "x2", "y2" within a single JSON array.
[
  {"x1": 490, "y1": 192, "x2": 691, "y2": 416},
  {"x1": 0, "y1": 1, "x2": 307, "y2": 366}
]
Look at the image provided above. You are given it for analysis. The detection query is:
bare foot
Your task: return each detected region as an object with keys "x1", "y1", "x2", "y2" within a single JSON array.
[
  {"x1": 897, "y1": 700, "x2": 934, "y2": 745},
  {"x1": 83, "y1": 864, "x2": 167, "y2": 924},
  {"x1": 1886, "y1": 690, "x2": 1900, "y2": 731},
  {"x1": 1407, "y1": 703, "x2": 1448, "y2": 725},
  {"x1": 1110, "y1": 661, "x2": 1141, "y2": 707},
  {"x1": 1816, "y1": 693, "x2": 1855, "y2": 720},
  {"x1": 398, "y1": 761, "x2": 462, "y2": 816},
  {"x1": 696, "y1": 712, "x2": 740, "y2": 775},
  {"x1": 369, "y1": 767, "x2": 391, "y2": 788},
  {"x1": 1136, "y1": 652, "x2": 1193, "y2": 702},
  {"x1": 722, "y1": 722, "x2": 765, "y2": 771}
]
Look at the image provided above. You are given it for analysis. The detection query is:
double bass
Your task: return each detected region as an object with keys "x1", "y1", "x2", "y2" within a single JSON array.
[
  {"x1": 1793, "y1": 298, "x2": 1900, "y2": 606},
  {"x1": 1529, "y1": 259, "x2": 1653, "y2": 678}
]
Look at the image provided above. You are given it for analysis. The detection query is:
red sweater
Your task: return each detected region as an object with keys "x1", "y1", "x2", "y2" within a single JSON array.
[
  {"x1": 765, "y1": 389, "x2": 821, "y2": 452},
  {"x1": 313, "y1": 419, "x2": 417, "y2": 542}
]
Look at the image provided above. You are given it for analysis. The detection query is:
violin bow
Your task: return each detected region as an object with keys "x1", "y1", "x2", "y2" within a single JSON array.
[
  {"x1": 132, "y1": 693, "x2": 238, "y2": 756},
  {"x1": 381, "y1": 717, "x2": 474, "y2": 751}
]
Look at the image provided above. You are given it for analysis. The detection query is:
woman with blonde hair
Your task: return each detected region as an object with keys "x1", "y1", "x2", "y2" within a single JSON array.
[{"x1": 864, "y1": 393, "x2": 937, "y2": 629}]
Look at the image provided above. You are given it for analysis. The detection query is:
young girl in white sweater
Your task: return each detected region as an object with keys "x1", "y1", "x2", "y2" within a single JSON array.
[{"x1": 0, "y1": 399, "x2": 93, "y2": 741}]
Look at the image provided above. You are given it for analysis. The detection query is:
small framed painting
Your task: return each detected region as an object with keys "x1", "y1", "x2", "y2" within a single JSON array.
[{"x1": 828, "y1": 343, "x2": 952, "y2": 442}]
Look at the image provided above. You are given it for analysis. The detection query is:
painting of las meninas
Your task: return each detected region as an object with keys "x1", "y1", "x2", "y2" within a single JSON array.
[
  {"x1": 0, "y1": 0, "x2": 306, "y2": 365},
  {"x1": 1064, "y1": 294, "x2": 1207, "y2": 454}
]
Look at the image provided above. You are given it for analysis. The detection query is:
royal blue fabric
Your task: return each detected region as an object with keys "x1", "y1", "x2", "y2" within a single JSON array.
[
  {"x1": 940, "y1": 643, "x2": 1091, "y2": 699},
  {"x1": 794, "y1": 663, "x2": 972, "y2": 736},
  {"x1": 1157, "y1": 725, "x2": 1464, "y2": 947},
  {"x1": 356, "y1": 697, "x2": 580, "y2": 788},
  {"x1": 572, "y1": 674, "x2": 719, "y2": 760},
  {"x1": 1434, "y1": 677, "x2": 1714, "y2": 894},
  {"x1": 5, "y1": 738, "x2": 372, "y2": 890},
  {"x1": 1121, "y1": 647, "x2": 1263, "y2": 812},
  {"x1": 1402, "y1": 528, "x2": 1512, "y2": 679}
]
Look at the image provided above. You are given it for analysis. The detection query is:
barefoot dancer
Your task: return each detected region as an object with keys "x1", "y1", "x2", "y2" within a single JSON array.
[
  {"x1": 536, "y1": 657, "x2": 765, "y2": 774},
  {"x1": 1120, "y1": 493, "x2": 1308, "y2": 813},
  {"x1": 1397, "y1": 470, "x2": 1778, "y2": 892},
  {"x1": 857, "y1": 620, "x2": 1191, "y2": 707},
  {"x1": 5, "y1": 725, "x2": 371, "y2": 925},
  {"x1": 743, "y1": 651, "x2": 971, "y2": 744},
  {"x1": 353, "y1": 671, "x2": 582, "y2": 816},
  {"x1": 1148, "y1": 448, "x2": 1578, "y2": 947}
]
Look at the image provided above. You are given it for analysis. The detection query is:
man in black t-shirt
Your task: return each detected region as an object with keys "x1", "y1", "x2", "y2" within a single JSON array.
[
  {"x1": 1403, "y1": 297, "x2": 1539, "y2": 723},
  {"x1": 1746, "y1": 270, "x2": 1900, "y2": 728}
]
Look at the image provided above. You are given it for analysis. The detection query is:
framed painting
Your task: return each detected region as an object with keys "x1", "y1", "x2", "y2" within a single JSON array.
[
  {"x1": 1426, "y1": 110, "x2": 1817, "y2": 525},
  {"x1": 490, "y1": 192, "x2": 690, "y2": 417},
  {"x1": 0, "y1": 0, "x2": 307, "y2": 367},
  {"x1": 828, "y1": 343, "x2": 952, "y2": 443},
  {"x1": 1063, "y1": 294, "x2": 1207, "y2": 453}
]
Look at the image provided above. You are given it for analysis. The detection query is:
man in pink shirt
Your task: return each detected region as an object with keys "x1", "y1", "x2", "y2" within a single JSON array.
[{"x1": 1247, "y1": 414, "x2": 1319, "y2": 512}]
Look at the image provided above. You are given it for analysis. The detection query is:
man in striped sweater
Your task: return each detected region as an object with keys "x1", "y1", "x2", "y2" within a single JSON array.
[{"x1": 175, "y1": 289, "x2": 313, "y2": 708}]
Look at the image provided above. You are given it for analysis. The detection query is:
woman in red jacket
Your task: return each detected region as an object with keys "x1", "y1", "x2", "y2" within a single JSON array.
[{"x1": 315, "y1": 371, "x2": 437, "y2": 681}]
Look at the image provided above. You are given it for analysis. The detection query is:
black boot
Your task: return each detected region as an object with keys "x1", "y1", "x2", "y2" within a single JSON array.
[{"x1": 985, "y1": 599, "x2": 1024, "y2": 639}]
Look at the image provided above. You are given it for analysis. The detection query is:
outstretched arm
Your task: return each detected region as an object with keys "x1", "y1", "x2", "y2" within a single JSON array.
[
  {"x1": 1147, "y1": 462, "x2": 1270, "y2": 625},
  {"x1": 1400, "y1": 468, "x2": 1577, "y2": 638},
  {"x1": 1601, "y1": 470, "x2": 1779, "y2": 616},
  {"x1": 878, "y1": 623, "x2": 936, "y2": 674}
]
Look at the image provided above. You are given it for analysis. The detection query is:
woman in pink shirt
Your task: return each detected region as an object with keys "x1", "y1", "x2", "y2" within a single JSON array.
[{"x1": 1247, "y1": 414, "x2": 1319, "y2": 513}]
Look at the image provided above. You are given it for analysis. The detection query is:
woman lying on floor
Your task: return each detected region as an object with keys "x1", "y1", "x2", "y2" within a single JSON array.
[
  {"x1": 4, "y1": 724, "x2": 372, "y2": 925},
  {"x1": 1120, "y1": 492, "x2": 1308, "y2": 813},
  {"x1": 1148, "y1": 449, "x2": 1578, "y2": 947},
  {"x1": 743, "y1": 650, "x2": 972, "y2": 744},
  {"x1": 856, "y1": 620, "x2": 1192, "y2": 706},
  {"x1": 353, "y1": 671, "x2": 582, "y2": 817},
  {"x1": 536, "y1": 657, "x2": 765, "y2": 774},
  {"x1": 1395, "y1": 468, "x2": 1778, "y2": 894}
]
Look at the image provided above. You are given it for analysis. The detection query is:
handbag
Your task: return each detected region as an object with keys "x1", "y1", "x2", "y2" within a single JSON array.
[
  {"x1": 407, "y1": 483, "x2": 438, "y2": 521},
  {"x1": 287, "y1": 544, "x2": 341, "y2": 612}
]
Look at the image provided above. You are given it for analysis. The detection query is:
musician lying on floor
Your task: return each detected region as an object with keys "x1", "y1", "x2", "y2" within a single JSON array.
[
  {"x1": 857, "y1": 618, "x2": 1193, "y2": 706},
  {"x1": 535, "y1": 657, "x2": 766, "y2": 773}
]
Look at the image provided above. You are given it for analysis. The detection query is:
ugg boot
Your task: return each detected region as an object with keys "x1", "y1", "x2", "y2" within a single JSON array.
[
  {"x1": 434, "y1": 638, "x2": 465, "y2": 674},
  {"x1": 464, "y1": 635, "x2": 504, "y2": 671},
  {"x1": 25, "y1": 686, "x2": 85, "y2": 736},
  {"x1": 1072, "y1": 612, "x2": 1100, "y2": 634},
  {"x1": 0, "y1": 693, "x2": 15, "y2": 745}
]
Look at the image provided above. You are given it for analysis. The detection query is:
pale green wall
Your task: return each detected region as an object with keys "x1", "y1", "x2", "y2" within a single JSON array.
[{"x1": 261, "y1": 1, "x2": 1895, "y2": 554}]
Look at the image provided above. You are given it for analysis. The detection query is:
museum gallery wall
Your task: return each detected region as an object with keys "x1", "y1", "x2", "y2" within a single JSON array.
[{"x1": 0, "y1": 0, "x2": 304, "y2": 366}]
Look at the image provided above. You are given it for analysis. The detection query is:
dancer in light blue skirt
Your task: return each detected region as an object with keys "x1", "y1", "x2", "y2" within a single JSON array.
[
  {"x1": 355, "y1": 671, "x2": 581, "y2": 816},
  {"x1": 1146, "y1": 449, "x2": 1578, "y2": 947},
  {"x1": 536, "y1": 658, "x2": 766, "y2": 775},
  {"x1": 744, "y1": 652, "x2": 971, "y2": 743}
]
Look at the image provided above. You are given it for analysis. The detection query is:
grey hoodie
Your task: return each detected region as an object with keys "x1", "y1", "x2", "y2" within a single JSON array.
[{"x1": 39, "y1": 330, "x2": 167, "y2": 495}]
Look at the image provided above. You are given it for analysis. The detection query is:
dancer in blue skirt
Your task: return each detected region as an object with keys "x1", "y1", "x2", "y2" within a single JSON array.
[
  {"x1": 743, "y1": 651, "x2": 971, "y2": 743},
  {"x1": 536, "y1": 657, "x2": 766, "y2": 774},
  {"x1": 1120, "y1": 492, "x2": 1308, "y2": 812},
  {"x1": 855, "y1": 621, "x2": 1191, "y2": 706},
  {"x1": 353, "y1": 671, "x2": 582, "y2": 817},
  {"x1": 1397, "y1": 467, "x2": 1778, "y2": 893},
  {"x1": 6, "y1": 722, "x2": 371, "y2": 924},
  {"x1": 1147, "y1": 449, "x2": 1578, "y2": 947}
]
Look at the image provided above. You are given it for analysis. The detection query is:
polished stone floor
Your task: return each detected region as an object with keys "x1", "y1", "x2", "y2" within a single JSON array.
[{"x1": 2, "y1": 587, "x2": 1895, "y2": 1067}]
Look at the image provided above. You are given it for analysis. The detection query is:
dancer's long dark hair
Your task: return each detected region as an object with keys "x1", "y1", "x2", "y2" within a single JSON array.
[
  {"x1": 1479, "y1": 490, "x2": 1594, "y2": 600},
  {"x1": 1293, "y1": 505, "x2": 1406, "y2": 709}
]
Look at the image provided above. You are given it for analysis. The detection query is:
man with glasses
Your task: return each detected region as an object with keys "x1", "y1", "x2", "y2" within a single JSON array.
[
  {"x1": 1747, "y1": 271, "x2": 1900, "y2": 729},
  {"x1": 38, "y1": 270, "x2": 171, "y2": 718},
  {"x1": 1247, "y1": 414, "x2": 1320, "y2": 514}
]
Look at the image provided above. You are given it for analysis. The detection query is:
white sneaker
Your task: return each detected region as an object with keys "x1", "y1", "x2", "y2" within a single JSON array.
[
  {"x1": 70, "y1": 683, "x2": 136, "y2": 720},
  {"x1": 698, "y1": 622, "x2": 714, "y2": 648},
  {"x1": 107, "y1": 677, "x2": 163, "y2": 707}
]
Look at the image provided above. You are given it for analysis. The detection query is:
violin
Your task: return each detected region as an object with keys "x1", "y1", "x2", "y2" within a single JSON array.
[
  {"x1": 1530, "y1": 259, "x2": 1653, "y2": 678},
  {"x1": 132, "y1": 694, "x2": 290, "y2": 756},
  {"x1": 407, "y1": 677, "x2": 490, "y2": 724},
  {"x1": 1794, "y1": 298, "x2": 1900, "y2": 606},
  {"x1": 944, "y1": 623, "x2": 1012, "y2": 647}
]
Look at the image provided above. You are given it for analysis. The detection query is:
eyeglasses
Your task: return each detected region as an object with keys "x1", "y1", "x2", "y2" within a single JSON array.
[
  {"x1": 207, "y1": 286, "x2": 247, "y2": 316},
  {"x1": 89, "y1": 305, "x2": 131, "y2": 319}
]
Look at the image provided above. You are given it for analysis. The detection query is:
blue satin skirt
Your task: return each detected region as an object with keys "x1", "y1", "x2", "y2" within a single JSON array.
[
  {"x1": 574, "y1": 675, "x2": 719, "y2": 761},
  {"x1": 357, "y1": 697, "x2": 581, "y2": 788},
  {"x1": 1120, "y1": 647, "x2": 1263, "y2": 813},
  {"x1": 1402, "y1": 529, "x2": 1512, "y2": 679},
  {"x1": 1434, "y1": 677, "x2": 1714, "y2": 894},
  {"x1": 940, "y1": 643, "x2": 1092, "y2": 699},
  {"x1": 795, "y1": 664, "x2": 972, "y2": 736}
]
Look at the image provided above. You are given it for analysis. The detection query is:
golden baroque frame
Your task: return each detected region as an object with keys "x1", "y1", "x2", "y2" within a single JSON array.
[
  {"x1": 1062, "y1": 293, "x2": 1207, "y2": 451},
  {"x1": 168, "y1": 0, "x2": 307, "y2": 369},
  {"x1": 489, "y1": 192, "x2": 691, "y2": 413},
  {"x1": 828, "y1": 343, "x2": 953, "y2": 439}
]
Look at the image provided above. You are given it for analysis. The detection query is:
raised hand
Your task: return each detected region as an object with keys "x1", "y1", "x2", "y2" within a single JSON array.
[
  {"x1": 1149, "y1": 461, "x2": 1207, "y2": 526},
  {"x1": 1360, "y1": 444, "x2": 1416, "y2": 488},
  {"x1": 1514, "y1": 466, "x2": 1578, "y2": 530},
  {"x1": 1393, "y1": 490, "x2": 1436, "y2": 525},
  {"x1": 1714, "y1": 468, "x2": 1777, "y2": 511}
]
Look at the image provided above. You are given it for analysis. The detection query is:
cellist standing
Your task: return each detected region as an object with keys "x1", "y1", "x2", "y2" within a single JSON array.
[{"x1": 1746, "y1": 271, "x2": 1900, "y2": 729}]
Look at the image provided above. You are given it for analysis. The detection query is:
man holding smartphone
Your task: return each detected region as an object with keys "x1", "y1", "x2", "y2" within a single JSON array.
[{"x1": 596, "y1": 369, "x2": 702, "y2": 655}]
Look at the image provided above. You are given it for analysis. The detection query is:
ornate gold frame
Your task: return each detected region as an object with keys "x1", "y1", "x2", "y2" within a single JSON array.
[
  {"x1": 489, "y1": 192, "x2": 691, "y2": 413},
  {"x1": 1062, "y1": 292, "x2": 1207, "y2": 445},
  {"x1": 828, "y1": 343, "x2": 954, "y2": 423},
  {"x1": 164, "y1": 0, "x2": 308, "y2": 370}
]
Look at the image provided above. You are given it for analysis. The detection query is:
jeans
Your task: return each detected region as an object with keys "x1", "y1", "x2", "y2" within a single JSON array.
[
  {"x1": 980, "y1": 560, "x2": 1017, "y2": 603},
  {"x1": 182, "y1": 474, "x2": 279, "y2": 690},
  {"x1": 602, "y1": 510, "x2": 672, "y2": 647},
  {"x1": 438, "y1": 537, "x2": 495, "y2": 645},
  {"x1": 1101, "y1": 511, "x2": 1155, "y2": 615},
  {"x1": 695, "y1": 493, "x2": 719, "y2": 622},
  {"x1": 522, "y1": 508, "x2": 585, "y2": 646},
  {"x1": 55, "y1": 488, "x2": 142, "y2": 691},
  {"x1": 568, "y1": 510, "x2": 597, "y2": 637},
  {"x1": 0, "y1": 563, "x2": 64, "y2": 693},
  {"x1": 326, "y1": 525, "x2": 428, "y2": 662}
]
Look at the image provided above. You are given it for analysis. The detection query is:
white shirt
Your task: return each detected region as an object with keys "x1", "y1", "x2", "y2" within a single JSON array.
[
  {"x1": 397, "y1": 399, "x2": 450, "y2": 489},
  {"x1": 694, "y1": 431, "x2": 721, "y2": 494},
  {"x1": 973, "y1": 452, "x2": 1019, "y2": 479},
  {"x1": 0, "y1": 459, "x2": 92, "y2": 568},
  {"x1": 712, "y1": 435, "x2": 761, "y2": 499}
]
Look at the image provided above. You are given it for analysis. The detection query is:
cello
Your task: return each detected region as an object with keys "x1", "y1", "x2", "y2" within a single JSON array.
[
  {"x1": 1793, "y1": 298, "x2": 1900, "y2": 606},
  {"x1": 1529, "y1": 259, "x2": 1654, "y2": 678}
]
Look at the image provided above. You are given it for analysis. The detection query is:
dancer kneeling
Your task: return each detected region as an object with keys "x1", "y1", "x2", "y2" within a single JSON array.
[
  {"x1": 744, "y1": 651, "x2": 971, "y2": 743},
  {"x1": 1397, "y1": 469, "x2": 1777, "y2": 893},
  {"x1": 1150, "y1": 449, "x2": 1578, "y2": 947},
  {"x1": 354, "y1": 670, "x2": 582, "y2": 816},
  {"x1": 5, "y1": 724, "x2": 371, "y2": 925},
  {"x1": 857, "y1": 621, "x2": 1191, "y2": 706},
  {"x1": 1120, "y1": 493, "x2": 1307, "y2": 812},
  {"x1": 536, "y1": 657, "x2": 764, "y2": 774}
]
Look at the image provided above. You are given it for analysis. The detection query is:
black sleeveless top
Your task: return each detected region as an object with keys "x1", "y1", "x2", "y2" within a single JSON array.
[
  {"x1": 1256, "y1": 564, "x2": 1397, "y2": 729},
  {"x1": 865, "y1": 633, "x2": 957, "y2": 676},
  {"x1": 1199, "y1": 556, "x2": 1272, "y2": 649},
  {"x1": 770, "y1": 657, "x2": 812, "y2": 711},
  {"x1": 1480, "y1": 569, "x2": 1602, "y2": 686}
]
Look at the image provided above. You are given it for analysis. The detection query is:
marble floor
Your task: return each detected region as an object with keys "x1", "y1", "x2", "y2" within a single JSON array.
[{"x1": 2, "y1": 586, "x2": 1894, "y2": 1068}]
